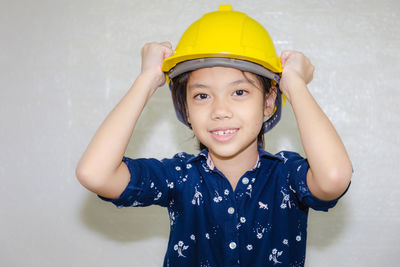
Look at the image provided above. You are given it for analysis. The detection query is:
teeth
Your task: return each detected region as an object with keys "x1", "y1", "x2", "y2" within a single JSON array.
[{"x1": 214, "y1": 129, "x2": 236, "y2": 136}]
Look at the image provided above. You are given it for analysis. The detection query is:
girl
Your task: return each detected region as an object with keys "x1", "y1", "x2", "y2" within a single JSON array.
[{"x1": 76, "y1": 5, "x2": 352, "y2": 266}]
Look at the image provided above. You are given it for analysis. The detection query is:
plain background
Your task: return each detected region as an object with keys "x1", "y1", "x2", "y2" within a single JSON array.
[{"x1": 1, "y1": 0, "x2": 399, "y2": 266}]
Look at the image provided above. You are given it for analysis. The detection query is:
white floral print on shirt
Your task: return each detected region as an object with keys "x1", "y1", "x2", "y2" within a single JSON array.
[
  {"x1": 174, "y1": 241, "x2": 189, "y2": 257},
  {"x1": 191, "y1": 185, "x2": 203, "y2": 206},
  {"x1": 269, "y1": 248, "x2": 283, "y2": 264}
]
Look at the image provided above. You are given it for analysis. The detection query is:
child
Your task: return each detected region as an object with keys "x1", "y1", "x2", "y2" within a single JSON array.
[{"x1": 76, "y1": 5, "x2": 352, "y2": 267}]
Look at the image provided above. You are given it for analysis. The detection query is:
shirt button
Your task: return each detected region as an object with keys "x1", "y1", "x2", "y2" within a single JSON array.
[
  {"x1": 229, "y1": 242, "x2": 237, "y2": 249},
  {"x1": 242, "y1": 177, "x2": 249, "y2": 184},
  {"x1": 228, "y1": 207, "x2": 235, "y2": 214}
]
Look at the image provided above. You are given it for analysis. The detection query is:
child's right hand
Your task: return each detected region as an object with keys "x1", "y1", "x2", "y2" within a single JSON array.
[{"x1": 140, "y1": 42, "x2": 173, "y2": 90}]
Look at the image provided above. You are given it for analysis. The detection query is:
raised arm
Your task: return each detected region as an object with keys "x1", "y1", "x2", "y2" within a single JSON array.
[
  {"x1": 75, "y1": 42, "x2": 173, "y2": 199},
  {"x1": 279, "y1": 51, "x2": 352, "y2": 201}
]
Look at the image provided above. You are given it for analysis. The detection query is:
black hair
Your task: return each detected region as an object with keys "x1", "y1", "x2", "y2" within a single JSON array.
[{"x1": 170, "y1": 70, "x2": 272, "y2": 150}]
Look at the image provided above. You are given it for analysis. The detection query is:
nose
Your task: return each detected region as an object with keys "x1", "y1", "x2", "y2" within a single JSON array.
[{"x1": 211, "y1": 97, "x2": 232, "y2": 120}]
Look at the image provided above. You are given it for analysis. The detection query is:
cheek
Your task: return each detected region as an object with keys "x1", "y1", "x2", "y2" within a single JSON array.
[
  {"x1": 243, "y1": 105, "x2": 265, "y2": 135},
  {"x1": 186, "y1": 103, "x2": 194, "y2": 121},
  {"x1": 185, "y1": 99, "x2": 196, "y2": 123},
  {"x1": 251, "y1": 115, "x2": 265, "y2": 134},
  {"x1": 243, "y1": 101, "x2": 265, "y2": 121},
  {"x1": 186, "y1": 105, "x2": 205, "y2": 128}
]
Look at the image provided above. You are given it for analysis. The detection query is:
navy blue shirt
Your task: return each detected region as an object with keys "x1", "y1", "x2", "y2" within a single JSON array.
[{"x1": 99, "y1": 149, "x2": 347, "y2": 266}]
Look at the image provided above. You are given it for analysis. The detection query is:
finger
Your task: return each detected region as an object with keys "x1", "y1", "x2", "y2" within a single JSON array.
[
  {"x1": 160, "y1": 41, "x2": 172, "y2": 49},
  {"x1": 163, "y1": 48, "x2": 174, "y2": 59},
  {"x1": 160, "y1": 44, "x2": 173, "y2": 58},
  {"x1": 160, "y1": 42, "x2": 173, "y2": 59},
  {"x1": 280, "y1": 50, "x2": 292, "y2": 67},
  {"x1": 141, "y1": 42, "x2": 156, "y2": 55}
]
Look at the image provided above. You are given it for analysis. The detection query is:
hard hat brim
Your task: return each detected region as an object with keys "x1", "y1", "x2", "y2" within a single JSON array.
[
  {"x1": 162, "y1": 54, "x2": 283, "y2": 74},
  {"x1": 168, "y1": 57, "x2": 281, "y2": 83}
]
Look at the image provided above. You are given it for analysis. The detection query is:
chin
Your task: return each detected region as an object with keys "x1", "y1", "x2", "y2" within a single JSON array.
[
  {"x1": 209, "y1": 149, "x2": 237, "y2": 159},
  {"x1": 207, "y1": 142, "x2": 256, "y2": 160}
]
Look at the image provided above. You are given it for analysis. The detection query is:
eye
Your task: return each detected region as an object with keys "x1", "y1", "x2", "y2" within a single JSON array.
[
  {"x1": 194, "y1": 93, "x2": 209, "y2": 100},
  {"x1": 233, "y1": 89, "x2": 248, "y2": 96}
]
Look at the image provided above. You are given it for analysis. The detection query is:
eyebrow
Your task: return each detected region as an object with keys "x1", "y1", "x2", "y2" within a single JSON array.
[
  {"x1": 187, "y1": 83, "x2": 210, "y2": 91},
  {"x1": 188, "y1": 79, "x2": 254, "y2": 91},
  {"x1": 228, "y1": 79, "x2": 255, "y2": 86}
]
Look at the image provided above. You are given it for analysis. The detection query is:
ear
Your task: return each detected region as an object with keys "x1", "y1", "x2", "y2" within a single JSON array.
[{"x1": 264, "y1": 86, "x2": 277, "y2": 117}]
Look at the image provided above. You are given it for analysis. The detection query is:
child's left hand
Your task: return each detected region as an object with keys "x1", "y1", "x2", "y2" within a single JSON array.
[{"x1": 279, "y1": 51, "x2": 315, "y2": 103}]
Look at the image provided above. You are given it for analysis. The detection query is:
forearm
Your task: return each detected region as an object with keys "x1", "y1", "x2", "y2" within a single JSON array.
[
  {"x1": 289, "y1": 80, "x2": 352, "y2": 199},
  {"x1": 76, "y1": 72, "x2": 157, "y2": 187}
]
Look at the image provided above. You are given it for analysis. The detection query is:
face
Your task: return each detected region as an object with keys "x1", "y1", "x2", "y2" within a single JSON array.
[{"x1": 186, "y1": 67, "x2": 274, "y2": 160}]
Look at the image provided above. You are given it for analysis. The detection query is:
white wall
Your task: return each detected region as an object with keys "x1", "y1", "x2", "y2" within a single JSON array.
[{"x1": 1, "y1": 0, "x2": 399, "y2": 266}]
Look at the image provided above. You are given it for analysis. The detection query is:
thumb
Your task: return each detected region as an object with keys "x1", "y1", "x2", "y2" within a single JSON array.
[
  {"x1": 280, "y1": 51, "x2": 291, "y2": 67},
  {"x1": 160, "y1": 41, "x2": 174, "y2": 59},
  {"x1": 162, "y1": 46, "x2": 173, "y2": 60}
]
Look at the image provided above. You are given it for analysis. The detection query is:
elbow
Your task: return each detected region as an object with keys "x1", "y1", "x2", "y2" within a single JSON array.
[
  {"x1": 75, "y1": 164, "x2": 105, "y2": 193},
  {"x1": 75, "y1": 165, "x2": 93, "y2": 189},
  {"x1": 321, "y1": 166, "x2": 352, "y2": 200},
  {"x1": 75, "y1": 165, "x2": 89, "y2": 187}
]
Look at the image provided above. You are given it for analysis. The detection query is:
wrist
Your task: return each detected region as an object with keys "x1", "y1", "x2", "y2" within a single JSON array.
[
  {"x1": 138, "y1": 69, "x2": 165, "y2": 91},
  {"x1": 280, "y1": 75, "x2": 307, "y2": 104},
  {"x1": 129, "y1": 71, "x2": 163, "y2": 102}
]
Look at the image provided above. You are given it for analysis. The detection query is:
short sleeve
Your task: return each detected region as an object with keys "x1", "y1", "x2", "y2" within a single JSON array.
[
  {"x1": 98, "y1": 156, "x2": 177, "y2": 208},
  {"x1": 280, "y1": 151, "x2": 350, "y2": 212}
]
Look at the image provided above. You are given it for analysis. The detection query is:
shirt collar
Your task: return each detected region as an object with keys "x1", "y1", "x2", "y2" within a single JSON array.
[
  {"x1": 187, "y1": 149, "x2": 209, "y2": 164},
  {"x1": 187, "y1": 148, "x2": 283, "y2": 168},
  {"x1": 257, "y1": 149, "x2": 284, "y2": 161}
]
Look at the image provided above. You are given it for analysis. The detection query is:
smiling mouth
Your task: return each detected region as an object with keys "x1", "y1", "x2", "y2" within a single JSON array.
[
  {"x1": 211, "y1": 129, "x2": 238, "y2": 136},
  {"x1": 209, "y1": 128, "x2": 239, "y2": 142}
]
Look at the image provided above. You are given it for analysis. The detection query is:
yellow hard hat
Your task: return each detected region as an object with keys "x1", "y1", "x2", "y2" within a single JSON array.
[
  {"x1": 162, "y1": 4, "x2": 282, "y2": 74},
  {"x1": 163, "y1": 5, "x2": 285, "y2": 133}
]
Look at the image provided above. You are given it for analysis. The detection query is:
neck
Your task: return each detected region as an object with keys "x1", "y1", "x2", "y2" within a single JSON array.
[{"x1": 209, "y1": 142, "x2": 259, "y2": 190}]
